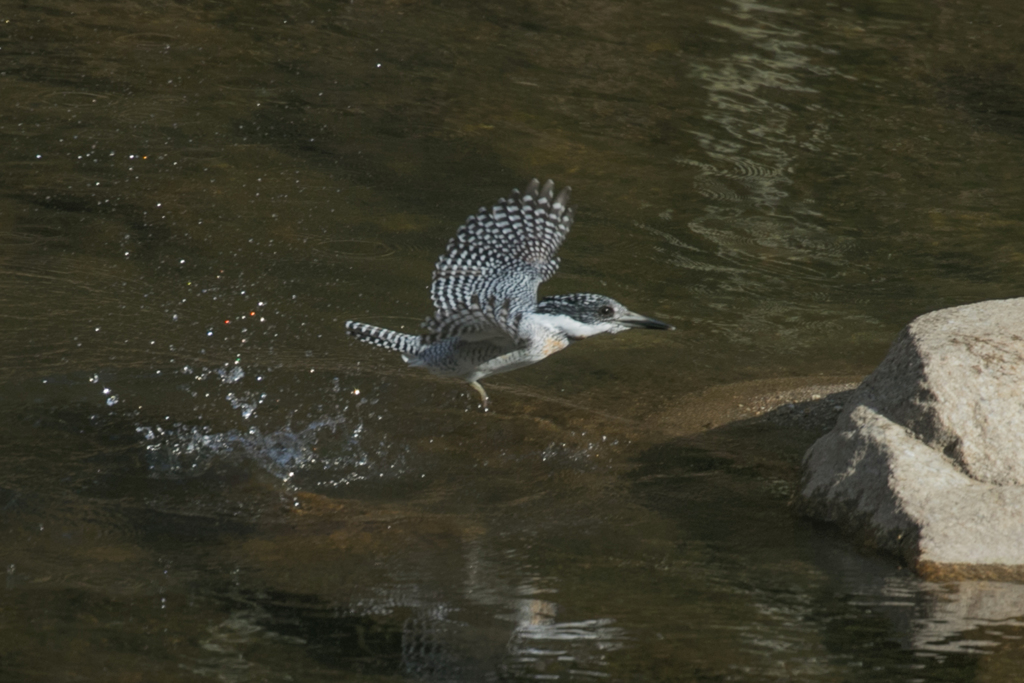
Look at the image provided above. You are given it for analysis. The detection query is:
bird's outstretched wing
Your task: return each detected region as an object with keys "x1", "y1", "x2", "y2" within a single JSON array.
[{"x1": 424, "y1": 179, "x2": 573, "y2": 343}]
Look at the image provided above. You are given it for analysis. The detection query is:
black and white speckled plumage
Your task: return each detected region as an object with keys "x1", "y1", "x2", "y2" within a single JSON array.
[
  {"x1": 425, "y1": 178, "x2": 572, "y2": 343},
  {"x1": 344, "y1": 321, "x2": 425, "y2": 357},
  {"x1": 345, "y1": 179, "x2": 673, "y2": 408}
]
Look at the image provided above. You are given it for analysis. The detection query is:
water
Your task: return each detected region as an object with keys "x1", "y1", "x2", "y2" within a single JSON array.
[{"x1": 4, "y1": 0, "x2": 1024, "y2": 680}]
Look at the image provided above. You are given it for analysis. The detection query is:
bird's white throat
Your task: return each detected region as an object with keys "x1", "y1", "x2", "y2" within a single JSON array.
[{"x1": 533, "y1": 313, "x2": 615, "y2": 340}]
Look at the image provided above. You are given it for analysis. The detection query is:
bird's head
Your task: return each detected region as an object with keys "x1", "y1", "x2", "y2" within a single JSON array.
[{"x1": 536, "y1": 293, "x2": 674, "y2": 340}]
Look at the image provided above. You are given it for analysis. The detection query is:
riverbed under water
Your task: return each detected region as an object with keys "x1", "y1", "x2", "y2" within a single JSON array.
[{"x1": 4, "y1": 0, "x2": 1024, "y2": 680}]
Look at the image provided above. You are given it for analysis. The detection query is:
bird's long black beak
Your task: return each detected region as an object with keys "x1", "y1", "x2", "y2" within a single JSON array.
[{"x1": 619, "y1": 311, "x2": 675, "y2": 331}]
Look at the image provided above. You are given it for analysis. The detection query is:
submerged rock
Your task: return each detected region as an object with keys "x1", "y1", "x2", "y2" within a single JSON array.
[{"x1": 796, "y1": 298, "x2": 1024, "y2": 579}]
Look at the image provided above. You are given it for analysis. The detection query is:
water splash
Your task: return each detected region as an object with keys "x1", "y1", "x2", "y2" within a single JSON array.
[{"x1": 136, "y1": 414, "x2": 349, "y2": 482}]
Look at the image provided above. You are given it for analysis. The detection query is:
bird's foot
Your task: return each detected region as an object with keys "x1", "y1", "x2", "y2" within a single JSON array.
[{"x1": 469, "y1": 381, "x2": 490, "y2": 412}]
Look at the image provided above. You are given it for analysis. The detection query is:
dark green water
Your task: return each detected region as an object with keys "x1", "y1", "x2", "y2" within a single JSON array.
[{"x1": 4, "y1": 0, "x2": 1024, "y2": 680}]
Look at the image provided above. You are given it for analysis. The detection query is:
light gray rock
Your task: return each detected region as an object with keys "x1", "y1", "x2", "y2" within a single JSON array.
[{"x1": 797, "y1": 298, "x2": 1024, "y2": 576}]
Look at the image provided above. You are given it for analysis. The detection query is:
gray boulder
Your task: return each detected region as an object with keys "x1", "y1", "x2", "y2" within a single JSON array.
[{"x1": 796, "y1": 298, "x2": 1024, "y2": 578}]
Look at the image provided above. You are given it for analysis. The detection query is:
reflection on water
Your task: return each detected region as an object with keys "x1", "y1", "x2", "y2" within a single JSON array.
[
  {"x1": 665, "y1": 1, "x2": 859, "y2": 353},
  {"x1": 839, "y1": 564, "x2": 1024, "y2": 657},
  {"x1": 5, "y1": 0, "x2": 1024, "y2": 680},
  {"x1": 178, "y1": 585, "x2": 621, "y2": 681}
]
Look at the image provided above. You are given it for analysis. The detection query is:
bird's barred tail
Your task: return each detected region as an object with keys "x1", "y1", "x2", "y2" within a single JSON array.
[{"x1": 345, "y1": 321, "x2": 426, "y2": 359}]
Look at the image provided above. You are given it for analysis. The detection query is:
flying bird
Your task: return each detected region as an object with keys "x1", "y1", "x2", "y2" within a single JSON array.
[{"x1": 346, "y1": 179, "x2": 673, "y2": 409}]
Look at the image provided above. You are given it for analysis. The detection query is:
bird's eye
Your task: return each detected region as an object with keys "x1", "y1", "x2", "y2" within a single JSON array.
[{"x1": 598, "y1": 305, "x2": 614, "y2": 318}]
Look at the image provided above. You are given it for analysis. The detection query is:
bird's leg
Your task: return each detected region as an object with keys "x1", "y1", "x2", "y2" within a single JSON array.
[{"x1": 469, "y1": 381, "x2": 489, "y2": 411}]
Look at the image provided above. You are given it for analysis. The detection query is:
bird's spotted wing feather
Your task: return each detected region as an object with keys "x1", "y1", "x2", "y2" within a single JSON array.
[
  {"x1": 423, "y1": 296, "x2": 526, "y2": 345},
  {"x1": 426, "y1": 179, "x2": 573, "y2": 343}
]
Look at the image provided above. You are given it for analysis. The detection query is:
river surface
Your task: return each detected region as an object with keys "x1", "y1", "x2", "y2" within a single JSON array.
[{"x1": 4, "y1": 0, "x2": 1024, "y2": 680}]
